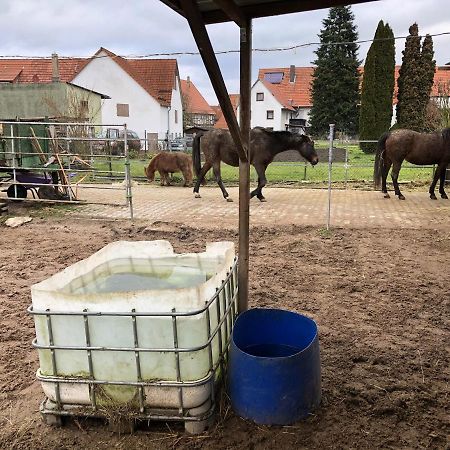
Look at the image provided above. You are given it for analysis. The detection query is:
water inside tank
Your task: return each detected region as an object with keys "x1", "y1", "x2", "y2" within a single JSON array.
[{"x1": 63, "y1": 258, "x2": 214, "y2": 294}]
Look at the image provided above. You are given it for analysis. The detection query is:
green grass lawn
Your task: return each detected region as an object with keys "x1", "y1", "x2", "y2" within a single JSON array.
[{"x1": 90, "y1": 144, "x2": 435, "y2": 186}]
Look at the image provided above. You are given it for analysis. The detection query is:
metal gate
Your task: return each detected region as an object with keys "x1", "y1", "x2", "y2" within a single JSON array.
[{"x1": 0, "y1": 120, "x2": 134, "y2": 219}]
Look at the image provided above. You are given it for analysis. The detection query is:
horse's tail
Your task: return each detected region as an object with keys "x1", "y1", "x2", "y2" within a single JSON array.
[
  {"x1": 192, "y1": 132, "x2": 203, "y2": 178},
  {"x1": 374, "y1": 132, "x2": 390, "y2": 190}
]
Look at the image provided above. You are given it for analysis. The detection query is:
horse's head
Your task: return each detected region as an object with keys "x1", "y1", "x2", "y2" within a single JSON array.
[
  {"x1": 145, "y1": 163, "x2": 155, "y2": 182},
  {"x1": 296, "y1": 135, "x2": 318, "y2": 165}
]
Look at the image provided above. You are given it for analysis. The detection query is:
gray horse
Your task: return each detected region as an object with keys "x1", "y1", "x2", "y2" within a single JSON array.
[{"x1": 192, "y1": 127, "x2": 318, "y2": 201}]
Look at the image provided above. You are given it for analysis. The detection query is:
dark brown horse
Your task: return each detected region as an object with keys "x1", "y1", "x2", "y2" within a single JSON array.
[
  {"x1": 374, "y1": 128, "x2": 450, "y2": 200},
  {"x1": 192, "y1": 127, "x2": 318, "y2": 201}
]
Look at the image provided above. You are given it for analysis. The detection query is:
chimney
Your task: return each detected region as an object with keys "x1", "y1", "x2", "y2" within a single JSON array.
[
  {"x1": 187, "y1": 76, "x2": 191, "y2": 85},
  {"x1": 52, "y1": 53, "x2": 60, "y2": 82},
  {"x1": 289, "y1": 65, "x2": 295, "y2": 83}
]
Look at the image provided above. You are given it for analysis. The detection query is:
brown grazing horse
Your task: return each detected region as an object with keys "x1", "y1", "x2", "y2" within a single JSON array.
[
  {"x1": 144, "y1": 152, "x2": 193, "y2": 187},
  {"x1": 374, "y1": 128, "x2": 450, "y2": 200},
  {"x1": 192, "y1": 127, "x2": 318, "y2": 201}
]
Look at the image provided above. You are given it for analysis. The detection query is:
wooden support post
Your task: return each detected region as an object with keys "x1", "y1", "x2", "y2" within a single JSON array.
[
  {"x1": 238, "y1": 19, "x2": 252, "y2": 313},
  {"x1": 180, "y1": 0, "x2": 247, "y2": 162}
]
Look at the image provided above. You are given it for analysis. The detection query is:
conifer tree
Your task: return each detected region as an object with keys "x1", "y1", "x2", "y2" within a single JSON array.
[
  {"x1": 396, "y1": 24, "x2": 436, "y2": 131},
  {"x1": 418, "y1": 34, "x2": 436, "y2": 131},
  {"x1": 359, "y1": 21, "x2": 395, "y2": 152},
  {"x1": 309, "y1": 6, "x2": 361, "y2": 137}
]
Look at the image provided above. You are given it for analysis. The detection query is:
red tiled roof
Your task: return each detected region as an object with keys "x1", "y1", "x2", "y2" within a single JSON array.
[
  {"x1": 213, "y1": 94, "x2": 239, "y2": 129},
  {"x1": 258, "y1": 67, "x2": 315, "y2": 107},
  {"x1": 0, "y1": 48, "x2": 178, "y2": 106},
  {"x1": 180, "y1": 79, "x2": 215, "y2": 115},
  {"x1": 259, "y1": 65, "x2": 450, "y2": 107},
  {"x1": 431, "y1": 65, "x2": 450, "y2": 96},
  {"x1": 83, "y1": 48, "x2": 177, "y2": 107},
  {"x1": 0, "y1": 58, "x2": 87, "y2": 83},
  {"x1": 0, "y1": 66, "x2": 23, "y2": 82},
  {"x1": 258, "y1": 79, "x2": 295, "y2": 110}
]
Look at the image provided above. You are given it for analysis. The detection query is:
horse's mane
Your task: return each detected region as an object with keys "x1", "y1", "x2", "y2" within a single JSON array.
[
  {"x1": 148, "y1": 153, "x2": 160, "y2": 169},
  {"x1": 442, "y1": 127, "x2": 450, "y2": 144},
  {"x1": 255, "y1": 128, "x2": 308, "y2": 141}
]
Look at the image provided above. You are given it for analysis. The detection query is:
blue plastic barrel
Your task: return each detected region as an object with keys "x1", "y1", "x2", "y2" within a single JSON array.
[{"x1": 228, "y1": 308, "x2": 321, "y2": 425}]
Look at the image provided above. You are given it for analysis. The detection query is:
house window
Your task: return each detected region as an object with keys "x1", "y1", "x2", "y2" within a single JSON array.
[
  {"x1": 117, "y1": 103, "x2": 129, "y2": 117},
  {"x1": 267, "y1": 110, "x2": 274, "y2": 120},
  {"x1": 80, "y1": 100, "x2": 88, "y2": 111},
  {"x1": 256, "y1": 92, "x2": 264, "y2": 101},
  {"x1": 175, "y1": 110, "x2": 178, "y2": 124}
]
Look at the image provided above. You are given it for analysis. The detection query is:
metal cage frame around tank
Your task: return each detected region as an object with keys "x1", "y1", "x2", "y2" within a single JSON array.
[{"x1": 28, "y1": 257, "x2": 238, "y2": 427}]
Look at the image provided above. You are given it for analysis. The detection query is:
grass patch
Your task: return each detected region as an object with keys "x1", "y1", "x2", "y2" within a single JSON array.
[
  {"x1": 318, "y1": 227, "x2": 333, "y2": 239},
  {"x1": 89, "y1": 145, "x2": 435, "y2": 187}
]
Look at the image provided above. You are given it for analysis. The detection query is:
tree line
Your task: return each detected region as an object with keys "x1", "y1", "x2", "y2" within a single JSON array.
[{"x1": 309, "y1": 6, "x2": 446, "y2": 152}]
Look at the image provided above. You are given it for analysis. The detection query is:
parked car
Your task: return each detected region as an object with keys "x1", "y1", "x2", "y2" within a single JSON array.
[
  {"x1": 169, "y1": 139, "x2": 187, "y2": 151},
  {"x1": 94, "y1": 128, "x2": 142, "y2": 155}
]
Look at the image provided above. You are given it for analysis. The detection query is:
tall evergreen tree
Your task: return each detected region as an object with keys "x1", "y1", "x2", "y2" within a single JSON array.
[
  {"x1": 418, "y1": 34, "x2": 436, "y2": 131},
  {"x1": 396, "y1": 24, "x2": 421, "y2": 128},
  {"x1": 359, "y1": 21, "x2": 395, "y2": 153},
  {"x1": 396, "y1": 24, "x2": 436, "y2": 131},
  {"x1": 309, "y1": 6, "x2": 360, "y2": 137}
]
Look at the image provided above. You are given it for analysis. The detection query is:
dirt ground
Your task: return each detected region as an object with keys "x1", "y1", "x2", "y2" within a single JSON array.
[{"x1": 0, "y1": 211, "x2": 449, "y2": 449}]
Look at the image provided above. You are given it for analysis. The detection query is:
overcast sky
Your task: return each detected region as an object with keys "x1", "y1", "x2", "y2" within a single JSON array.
[{"x1": 1, "y1": 0, "x2": 449, "y2": 104}]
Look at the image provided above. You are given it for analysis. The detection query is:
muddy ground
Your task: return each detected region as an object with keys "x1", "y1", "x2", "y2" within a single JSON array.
[{"x1": 0, "y1": 211, "x2": 449, "y2": 449}]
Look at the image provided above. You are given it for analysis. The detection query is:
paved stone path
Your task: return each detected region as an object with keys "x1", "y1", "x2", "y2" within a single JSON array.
[{"x1": 70, "y1": 184, "x2": 450, "y2": 229}]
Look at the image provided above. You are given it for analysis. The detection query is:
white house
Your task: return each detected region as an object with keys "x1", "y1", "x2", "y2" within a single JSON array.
[
  {"x1": 72, "y1": 48, "x2": 183, "y2": 140},
  {"x1": 251, "y1": 66, "x2": 314, "y2": 132},
  {"x1": 251, "y1": 79, "x2": 295, "y2": 130}
]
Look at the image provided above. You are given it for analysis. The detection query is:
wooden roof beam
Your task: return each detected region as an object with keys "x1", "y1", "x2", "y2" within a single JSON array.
[
  {"x1": 202, "y1": 0, "x2": 380, "y2": 24},
  {"x1": 212, "y1": 0, "x2": 247, "y2": 28},
  {"x1": 180, "y1": 0, "x2": 247, "y2": 162}
]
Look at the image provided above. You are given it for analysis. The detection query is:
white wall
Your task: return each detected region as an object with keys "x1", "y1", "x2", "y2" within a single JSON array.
[
  {"x1": 170, "y1": 76, "x2": 183, "y2": 138},
  {"x1": 251, "y1": 80, "x2": 286, "y2": 130},
  {"x1": 296, "y1": 107, "x2": 311, "y2": 124},
  {"x1": 73, "y1": 51, "x2": 181, "y2": 140},
  {"x1": 159, "y1": 76, "x2": 183, "y2": 139}
]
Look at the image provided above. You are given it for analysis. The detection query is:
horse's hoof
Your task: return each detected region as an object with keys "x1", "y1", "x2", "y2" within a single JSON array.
[
  {"x1": 398, "y1": 195, "x2": 405, "y2": 200},
  {"x1": 226, "y1": 197, "x2": 234, "y2": 202},
  {"x1": 259, "y1": 198, "x2": 267, "y2": 203},
  {"x1": 194, "y1": 193, "x2": 201, "y2": 198},
  {"x1": 430, "y1": 194, "x2": 437, "y2": 200},
  {"x1": 383, "y1": 193, "x2": 390, "y2": 199},
  {"x1": 441, "y1": 193, "x2": 448, "y2": 199}
]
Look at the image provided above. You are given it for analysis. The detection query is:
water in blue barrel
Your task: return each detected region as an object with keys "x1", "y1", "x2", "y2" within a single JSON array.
[{"x1": 228, "y1": 308, "x2": 321, "y2": 425}]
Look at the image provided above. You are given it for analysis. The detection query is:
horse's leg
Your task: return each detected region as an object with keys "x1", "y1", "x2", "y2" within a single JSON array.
[
  {"x1": 391, "y1": 161, "x2": 405, "y2": 200},
  {"x1": 381, "y1": 158, "x2": 392, "y2": 198},
  {"x1": 438, "y1": 163, "x2": 448, "y2": 199},
  {"x1": 193, "y1": 161, "x2": 212, "y2": 198},
  {"x1": 429, "y1": 163, "x2": 445, "y2": 200},
  {"x1": 250, "y1": 164, "x2": 268, "y2": 202},
  {"x1": 212, "y1": 162, "x2": 232, "y2": 202},
  {"x1": 181, "y1": 167, "x2": 189, "y2": 187},
  {"x1": 159, "y1": 170, "x2": 166, "y2": 186}
]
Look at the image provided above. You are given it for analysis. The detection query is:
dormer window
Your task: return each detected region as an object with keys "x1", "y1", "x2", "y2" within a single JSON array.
[{"x1": 264, "y1": 72, "x2": 283, "y2": 84}]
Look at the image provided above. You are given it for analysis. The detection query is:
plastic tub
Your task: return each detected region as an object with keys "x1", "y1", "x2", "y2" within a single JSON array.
[{"x1": 228, "y1": 308, "x2": 321, "y2": 425}]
